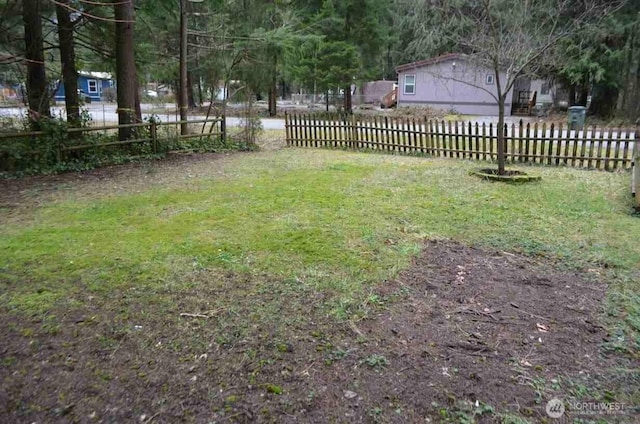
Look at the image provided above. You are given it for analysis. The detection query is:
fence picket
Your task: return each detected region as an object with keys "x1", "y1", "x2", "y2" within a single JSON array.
[
  {"x1": 517, "y1": 120, "x2": 523, "y2": 163},
  {"x1": 605, "y1": 129, "x2": 614, "y2": 171},
  {"x1": 404, "y1": 117, "x2": 410, "y2": 153},
  {"x1": 570, "y1": 128, "x2": 579, "y2": 167},
  {"x1": 479, "y1": 123, "x2": 485, "y2": 161},
  {"x1": 399, "y1": 117, "x2": 405, "y2": 153},
  {"x1": 553, "y1": 124, "x2": 561, "y2": 165},
  {"x1": 504, "y1": 123, "x2": 522, "y2": 162},
  {"x1": 622, "y1": 128, "x2": 631, "y2": 168},
  {"x1": 462, "y1": 121, "x2": 468, "y2": 158},
  {"x1": 370, "y1": 117, "x2": 376, "y2": 150},
  {"x1": 596, "y1": 127, "x2": 606, "y2": 170},
  {"x1": 563, "y1": 125, "x2": 571, "y2": 165},
  {"x1": 285, "y1": 113, "x2": 290, "y2": 146},
  {"x1": 487, "y1": 123, "x2": 493, "y2": 160},
  {"x1": 533, "y1": 122, "x2": 539, "y2": 163},
  {"x1": 579, "y1": 126, "x2": 588, "y2": 168},
  {"x1": 587, "y1": 127, "x2": 595, "y2": 169},
  {"x1": 413, "y1": 117, "x2": 418, "y2": 153},
  {"x1": 524, "y1": 121, "x2": 530, "y2": 162}
]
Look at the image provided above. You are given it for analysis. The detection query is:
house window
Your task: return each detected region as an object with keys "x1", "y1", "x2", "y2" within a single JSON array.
[
  {"x1": 87, "y1": 79, "x2": 98, "y2": 93},
  {"x1": 404, "y1": 74, "x2": 416, "y2": 95},
  {"x1": 486, "y1": 74, "x2": 494, "y2": 85},
  {"x1": 541, "y1": 83, "x2": 550, "y2": 95}
]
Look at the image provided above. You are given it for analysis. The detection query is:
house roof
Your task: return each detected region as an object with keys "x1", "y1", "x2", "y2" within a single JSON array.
[
  {"x1": 79, "y1": 71, "x2": 113, "y2": 80},
  {"x1": 395, "y1": 53, "x2": 464, "y2": 73}
]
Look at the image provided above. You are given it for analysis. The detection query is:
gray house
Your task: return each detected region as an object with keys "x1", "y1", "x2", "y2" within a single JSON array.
[{"x1": 396, "y1": 53, "x2": 515, "y2": 116}]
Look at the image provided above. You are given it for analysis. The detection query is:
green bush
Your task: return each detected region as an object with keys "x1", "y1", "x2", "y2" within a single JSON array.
[{"x1": 0, "y1": 113, "x2": 149, "y2": 176}]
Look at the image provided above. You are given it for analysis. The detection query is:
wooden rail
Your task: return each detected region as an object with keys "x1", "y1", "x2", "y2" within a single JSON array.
[{"x1": 0, "y1": 117, "x2": 226, "y2": 166}]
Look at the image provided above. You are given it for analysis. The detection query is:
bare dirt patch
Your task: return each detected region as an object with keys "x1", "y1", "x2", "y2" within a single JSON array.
[
  {"x1": 1, "y1": 241, "x2": 636, "y2": 423},
  {"x1": 0, "y1": 150, "x2": 272, "y2": 227}
]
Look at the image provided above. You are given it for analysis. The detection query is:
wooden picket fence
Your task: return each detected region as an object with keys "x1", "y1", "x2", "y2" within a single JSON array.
[{"x1": 285, "y1": 113, "x2": 638, "y2": 171}]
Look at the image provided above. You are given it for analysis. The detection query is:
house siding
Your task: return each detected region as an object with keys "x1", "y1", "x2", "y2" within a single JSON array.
[
  {"x1": 397, "y1": 59, "x2": 513, "y2": 116},
  {"x1": 54, "y1": 74, "x2": 114, "y2": 102},
  {"x1": 529, "y1": 79, "x2": 554, "y2": 106}
]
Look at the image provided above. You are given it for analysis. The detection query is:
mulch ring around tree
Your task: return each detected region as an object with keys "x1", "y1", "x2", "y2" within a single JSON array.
[
  {"x1": 469, "y1": 168, "x2": 542, "y2": 183},
  {"x1": 1, "y1": 241, "x2": 636, "y2": 423}
]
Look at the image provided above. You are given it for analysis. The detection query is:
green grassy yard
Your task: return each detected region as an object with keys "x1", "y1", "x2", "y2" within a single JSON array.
[
  {"x1": 1, "y1": 147, "x2": 639, "y2": 422},
  {"x1": 1, "y1": 149, "x2": 639, "y2": 347}
]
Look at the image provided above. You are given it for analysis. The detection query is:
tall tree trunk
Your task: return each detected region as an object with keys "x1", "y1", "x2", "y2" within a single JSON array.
[
  {"x1": 179, "y1": 0, "x2": 188, "y2": 135},
  {"x1": 55, "y1": 0, "x2": 80, "y2": 127},
  {"x1": 23, "y1": 0, "x2": 51, "y2": 128},
  {"x1": 631, "y1": 16, "x2": 640, "y2": 119},
  {"x1": 633, "y1": 57, "x2": 640, "y2": 119},
  {"x1": 114, "y1": 0, "x2": 137, "y2": 140}
]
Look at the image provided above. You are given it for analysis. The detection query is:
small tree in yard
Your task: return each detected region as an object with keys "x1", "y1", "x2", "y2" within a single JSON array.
[{"x1": 406, "y1": 0, "x2": 623, "y2": 175}]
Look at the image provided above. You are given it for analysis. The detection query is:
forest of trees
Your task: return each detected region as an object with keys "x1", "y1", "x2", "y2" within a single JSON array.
[{"x1": 1, "y1": 0, "x2": 639, "y2": 133}]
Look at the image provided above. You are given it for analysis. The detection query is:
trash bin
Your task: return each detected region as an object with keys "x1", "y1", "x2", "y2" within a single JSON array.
[{"x1": 568, "y1": 106, "x2": 587, "y2": 130}]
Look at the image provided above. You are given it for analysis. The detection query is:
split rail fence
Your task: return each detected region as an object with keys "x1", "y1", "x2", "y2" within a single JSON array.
[
  {"x1": 285, "y1": 113, "x2": 638, "y2": 172},
  {"x1": 0, "y1": 117, "x2": 225, "y2": 171}
]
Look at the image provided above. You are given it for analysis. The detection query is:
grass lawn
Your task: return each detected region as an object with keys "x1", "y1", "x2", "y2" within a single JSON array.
[{"x1": 1, "y1": 145, "x2": 639, "y2": 422}]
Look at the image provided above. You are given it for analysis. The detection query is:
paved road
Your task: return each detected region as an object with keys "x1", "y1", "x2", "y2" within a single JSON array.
[
  {"x1": 0, "y1": 103, "x2": 288, "y2": 130},
  {"x1": 2, "y1": 104, "x2": 634, "y2": 138},
  {"x1": 2, "y1": 103, "x2": 540, "y2": 131}
]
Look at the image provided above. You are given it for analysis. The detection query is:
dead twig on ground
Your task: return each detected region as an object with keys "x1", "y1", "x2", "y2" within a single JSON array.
[
  {"x1": 179, "y1": 313, "x2": 211, "y2": 319},
  {"x1": 179, "y1": 309, "x2": 223, "y2": 319},
  {"x1": 348, "y1": 320, "x2": 364, "y2": 337}
]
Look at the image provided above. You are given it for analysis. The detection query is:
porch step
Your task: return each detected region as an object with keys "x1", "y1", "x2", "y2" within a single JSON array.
[{"x1": 512, "y1": 107, "x2": 530, "y2": 116}]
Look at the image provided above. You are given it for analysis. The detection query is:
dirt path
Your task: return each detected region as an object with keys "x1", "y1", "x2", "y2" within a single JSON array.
[{"x1": 1, "y1": 240, "x2": 635, "y2": 423}]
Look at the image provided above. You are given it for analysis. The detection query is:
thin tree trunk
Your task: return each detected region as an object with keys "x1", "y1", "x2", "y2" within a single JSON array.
[
  {"x1": 114, "y1": 0, "x2": 137, "y2": 140},
  {"x1": 497, "y1": 99, "x2": 506, "y2": 175},
  {"x1": 344, "y1": 85, "x2": 353, "y2": 114},
  {"x1": 197, "y1": 77, "x2": 203, "y2": 108},
  {"x1": 55, "y1": 0, "x2": 80, "y2": 127},
  {"x1": 616, "y1": 26, "x2": 634, "y2": 115},
  {"x1": 568, "y1": 85, "x2": 577, "y2": 106},
  {"x1": 578, "y1": 80, "x2": 589, "y2": 106},
  {"x1": 23, "y1": 0, "x2": 51, "y2": 128},
  {"x1": 343, "y1": 6, "x2": 353, "y2": 115},
  {"x1": 187, "y1": 71, "x2": 196, "y2": 109},
  {"x1": 134, "y1": 79, "x2": 142, "y2": 123},
  {"x1": 268, "y1": 63, "x2": 277, "y2": 117}
]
